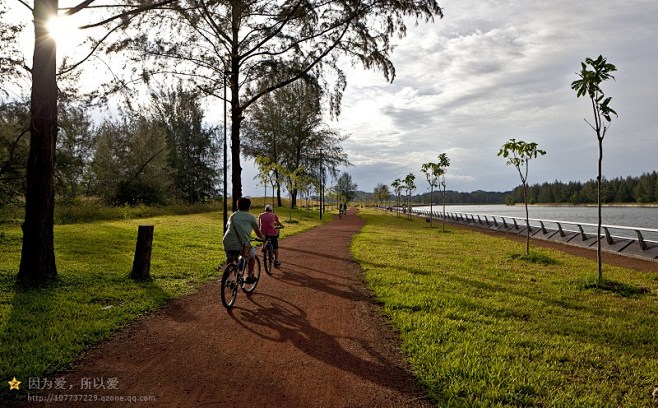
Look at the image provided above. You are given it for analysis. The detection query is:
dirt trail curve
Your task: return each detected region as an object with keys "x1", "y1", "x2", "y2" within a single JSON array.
[{"x1": 23, "y1": 208, "x2": 432, "y2": 407}]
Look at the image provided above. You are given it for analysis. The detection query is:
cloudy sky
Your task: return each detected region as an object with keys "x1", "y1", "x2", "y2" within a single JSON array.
[
  {"x1": 244, "y1": 0, "x2": 658, "y2": 196},
  {"x1": 7, "y1": 1, "x2": 657, "y2": 197}
]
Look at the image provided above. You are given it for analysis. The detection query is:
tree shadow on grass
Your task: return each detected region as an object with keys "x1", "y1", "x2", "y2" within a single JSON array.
[
  {"x1": 0, "y1": 273, "x2": 171, "y2": 405},
  {"x1": 509, "y1": 252, "x2": 558, "y2": 266},
  {"x1": 1, "y1": 280, "x2": 58, "y2": 404},
  {"x1": 580, "y1": 279, "x2": 652, "y2": 297}
]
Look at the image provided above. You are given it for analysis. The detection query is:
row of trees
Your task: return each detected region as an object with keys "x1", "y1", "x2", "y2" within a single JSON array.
[
  {"x1": 370, "y1": 171, "x2": 658, "y2": 209},
  {"x1": 372, "y1": 153, "x2": 509, "y2": 212},
  {"x1": 370, "y1": 187, "x2": 509, "y2": 206},
  {"x1": 504, "y1": 172, "x2": 658, "y2": 205},
  {"x1": 372, "y1": 170, "x2": 658, "y2": 208},
  {"x1": 1, "y1": 85, "x2": 221, "y2": 207},
  {"x1": 421, "y1": 153, "x2": 450, "y2": 229},
  {"x1": 383, "y1": 155, "x2": 451, "y2": 223},
  {"x1": 389, "y1": 174, "x2": 415, "y2": 219}
]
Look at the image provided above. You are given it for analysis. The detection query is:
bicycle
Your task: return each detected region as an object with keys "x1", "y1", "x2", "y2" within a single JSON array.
[
  {"x1": 220, "y1": 239, "x2": 262, "y2": 309},
  {"x1": 262, "y1": 226, "x2": 283, "y2": 275}
]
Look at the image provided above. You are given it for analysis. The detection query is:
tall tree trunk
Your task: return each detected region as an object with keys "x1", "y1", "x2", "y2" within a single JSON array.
[
  {"x1": 230, "y1": 105, "x2": 242, "y2": 212},
  {"x1": 429, "y1": 186, "x2": 433, "y2": 228},
  {"x1": 441, "y1": 187, "x2": 446, "y2": 233},
  {"x1": 19, "y1": 0, "x2": 58, "y2": 284},
  {"x1": 523, "y1": 183, "x2": 530, "y2": 256},
  {"x1": 229, "y1": 8, "x2": 241, "y2": 212},
  {"x1": 597, "y1": 138, "x2": 603, "y2": 283},
  {"x1": 291, "y1": 189, "x2": 297, "y2": 209},
  {"x1": 275, "y1": 169, "x2": 282, "y2": 207}
]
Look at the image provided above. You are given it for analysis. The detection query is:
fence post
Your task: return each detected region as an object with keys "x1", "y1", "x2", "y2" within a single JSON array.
[
  {"x1": 131, "y1": 225, "x2": 154, "y2": 280},
  {"x1": 556, "y1": 223, "x2": 565, "y2": 237},
  {"x1": 636, "y1": 230, "x2": 648, "y2": 251},
  {"x1": 577, "y1": 224, "x2": 587, "y2": 240}
]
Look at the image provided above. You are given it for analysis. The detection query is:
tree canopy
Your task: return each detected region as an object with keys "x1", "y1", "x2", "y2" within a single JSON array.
[
  {"x1": 118, "y1": 0, "x2": 443, "y2": 209},
  {"x1": 243, "y1": 78, "x2": 349, "y2": 208},
  {"x1": 498, "y1": 138, "x2": 546, "y2": 256},
  {"x1": 335, "y1": 172, "x2": 358, "y2": 203}
]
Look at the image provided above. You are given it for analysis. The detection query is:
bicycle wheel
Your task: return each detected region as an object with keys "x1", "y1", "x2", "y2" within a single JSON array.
[
  {"x1": 221, "y1": 263, "x2": 240, "y2": 308},
  {"x1": 242, "y1": 255, "x2": 261, "y2": 293},
  {"x1": 263, "y1": 245, "x2": 273, "y2": 275}
]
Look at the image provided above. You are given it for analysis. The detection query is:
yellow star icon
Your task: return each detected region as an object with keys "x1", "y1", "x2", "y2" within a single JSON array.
[{"x1": 8, "y1": 377, "x2": 21, "y2": 391}]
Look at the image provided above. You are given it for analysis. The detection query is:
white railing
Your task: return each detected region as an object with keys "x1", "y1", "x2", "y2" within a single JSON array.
[{"x1": 409, "y1": 208, "x2": 658, "y2": 261}]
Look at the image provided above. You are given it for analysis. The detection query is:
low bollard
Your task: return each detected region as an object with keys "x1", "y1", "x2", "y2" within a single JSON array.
[{"x1": 131, "y1": 225, "x2": 154, "y2": 280}]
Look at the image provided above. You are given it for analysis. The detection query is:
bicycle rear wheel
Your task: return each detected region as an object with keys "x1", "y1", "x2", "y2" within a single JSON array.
[
  {"x1": 242, "y1": 255, "x2": 261, "y2": 293},
  {"x1": 221, "y1": 263, "x2": 239, "y2": 308},
  {"x1": 263, "y1": 245, "x2": 273, "y2": 275}
]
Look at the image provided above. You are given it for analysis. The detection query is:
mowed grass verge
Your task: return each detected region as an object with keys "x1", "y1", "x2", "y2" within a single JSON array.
[
  {"x1": 352, "y1": 209, "x2": 658, "y2": 407},
  {"x1": 0, "y1": 208, "x2": 324, "y2": 401}
]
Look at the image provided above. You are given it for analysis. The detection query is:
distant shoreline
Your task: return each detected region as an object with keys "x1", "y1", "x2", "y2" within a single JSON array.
[{"x1": 410, "y1": 203, "x2": 658, "y2": 208}]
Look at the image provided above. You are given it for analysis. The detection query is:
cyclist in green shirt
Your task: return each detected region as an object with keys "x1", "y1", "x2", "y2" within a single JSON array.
[{"x1": 222, "y1": 197, "x2": 265, "y2": 284}]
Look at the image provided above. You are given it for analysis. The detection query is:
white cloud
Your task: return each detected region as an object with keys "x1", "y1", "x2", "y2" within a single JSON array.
[{"x1": 318, "y1": 0, "x2": 658, "y2": 196}]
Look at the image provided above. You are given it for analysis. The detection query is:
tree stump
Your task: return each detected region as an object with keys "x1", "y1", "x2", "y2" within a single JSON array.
[{"x1": 131, "y1": 225, "x2": 154, "y2": 280}]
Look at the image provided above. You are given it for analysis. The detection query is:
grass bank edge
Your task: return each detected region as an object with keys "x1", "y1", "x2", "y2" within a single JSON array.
[{"x1": 351, "y1": 209, "x2": 658, "y2": 407}]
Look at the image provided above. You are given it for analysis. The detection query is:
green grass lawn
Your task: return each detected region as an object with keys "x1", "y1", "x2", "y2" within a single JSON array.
[
  {"x1": 352, "y1": 210, "x2": 658, "y2": 407},
  {"x1": 4, "y1": 205, "x2": 658, "y2": 406},
  {"x1": 0, "y1": 207, "x2": 324, "y2": 401}
]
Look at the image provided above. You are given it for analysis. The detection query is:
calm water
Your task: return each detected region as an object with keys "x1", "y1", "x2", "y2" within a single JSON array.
[{"x1": 413, "y1": 204, "x2": 658, "y2": 240}]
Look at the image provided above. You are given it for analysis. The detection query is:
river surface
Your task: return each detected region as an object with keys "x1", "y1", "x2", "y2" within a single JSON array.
[{"x1": 413, "y1": 204, "x2": 658, "y2": 240}]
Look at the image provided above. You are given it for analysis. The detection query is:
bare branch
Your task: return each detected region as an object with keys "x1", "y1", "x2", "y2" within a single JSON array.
[
  {"x1": 57, "y1": 19, "x2": 127, "y2": 76},
  {"x1": 242, "y1": 23, "x2": 350, "y2": 111},
  {"x1": 79, "y1": 0, "x2": 180, "y2": 29},
  {"x1": 63, "y1": 0, "x2": 96, "y2": 16},
  {"x1": 15, "y1": 0, "x2": 33, "y2": 11}
]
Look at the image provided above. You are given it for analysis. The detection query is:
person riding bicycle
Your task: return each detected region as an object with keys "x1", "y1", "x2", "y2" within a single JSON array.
[
  {"x1": 258, "y1": 204, "x2": 284, "y2": 267},
  {"x1": 222, "y1": 197, "x2": 265, "y2": 284}
]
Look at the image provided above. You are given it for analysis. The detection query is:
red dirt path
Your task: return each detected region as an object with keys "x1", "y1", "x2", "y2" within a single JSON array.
[{"x1": 20, "y1": 209, "x2": 433, "y2": 407}]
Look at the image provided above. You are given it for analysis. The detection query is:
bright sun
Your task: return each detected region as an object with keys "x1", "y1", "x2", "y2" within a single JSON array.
[{"x1": 46, "y1": 15, "x2": 77, "y2": 46}]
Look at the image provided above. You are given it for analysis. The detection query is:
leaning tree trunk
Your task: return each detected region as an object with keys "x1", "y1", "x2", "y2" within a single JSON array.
[{"x1": 18, "y1": 0, "x2": 59, "y2": 284}]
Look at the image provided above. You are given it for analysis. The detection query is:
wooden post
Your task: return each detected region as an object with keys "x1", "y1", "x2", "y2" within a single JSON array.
[{"x1": 131, "y1": 225, "x2": 154, "y2": 280}]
